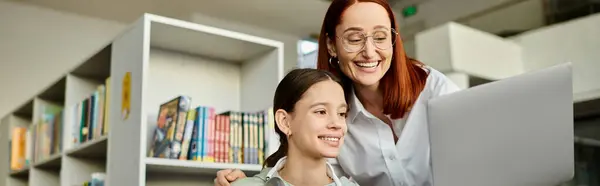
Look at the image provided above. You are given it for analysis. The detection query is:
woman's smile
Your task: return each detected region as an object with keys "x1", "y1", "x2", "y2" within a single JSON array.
[{"x1": 353, "y1": 60, "x2": 381, "y2": 73}]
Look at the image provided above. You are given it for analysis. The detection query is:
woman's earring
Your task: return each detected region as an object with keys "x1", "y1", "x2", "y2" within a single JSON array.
[{"x1": 329, "y1": 57, "x2": 339, "y2": 67}]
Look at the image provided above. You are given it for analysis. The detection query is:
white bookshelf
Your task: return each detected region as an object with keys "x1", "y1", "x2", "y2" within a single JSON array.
[{"x1": 1, "y1": 13, "x2": 283, "y2": 186}]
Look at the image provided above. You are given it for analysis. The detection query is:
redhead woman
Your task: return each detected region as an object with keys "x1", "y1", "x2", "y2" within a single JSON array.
[{"x1": 215, "y1": 0, "x2": 460, "y2": 185}]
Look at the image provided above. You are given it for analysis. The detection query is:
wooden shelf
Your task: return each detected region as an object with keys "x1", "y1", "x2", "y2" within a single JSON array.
[
  {"x1": 9, "y1": 167, "x2": 29, "y2": 178},
  {"x1": 148, "y1": 14, "x2": 278, "y2": 63},
  {"x1": 66, "y1": 135, "x2": 108, "y2": 159},
  {"x1": 33, "y1": 153, "x2": 62, "y2": 170},
  {"x1": 145, "y1": 158, "x2": 262, "y2": 175}
]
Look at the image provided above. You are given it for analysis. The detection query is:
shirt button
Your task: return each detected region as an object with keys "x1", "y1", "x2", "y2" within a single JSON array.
[{"x1": 389, "y1": 154, "x2": 396, "y2": 160}]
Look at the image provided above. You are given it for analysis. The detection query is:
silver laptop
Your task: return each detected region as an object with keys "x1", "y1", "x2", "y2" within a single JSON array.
[{"x1": 427, "y1": 63, "x2": 574, "y2": 186}]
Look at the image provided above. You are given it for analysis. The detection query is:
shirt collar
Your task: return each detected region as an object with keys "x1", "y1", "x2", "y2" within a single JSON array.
[
  {"x1": 348, "y1": 87, "x2": 373, "y2": 123},
  {"x1": 347, "y1": 65, "x2": 433, "y2": 123},
  {"x1": 266, "y1": 156, "x2": 343, "y2": 185}
]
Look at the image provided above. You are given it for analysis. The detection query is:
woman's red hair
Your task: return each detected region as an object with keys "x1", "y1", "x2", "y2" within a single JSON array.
[{"x1": 317, "y1": 0, "x2": 428, "y2": 119}]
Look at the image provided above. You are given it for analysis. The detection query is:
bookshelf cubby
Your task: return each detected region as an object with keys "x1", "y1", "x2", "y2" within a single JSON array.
[
  {"x1": 1, "y1": 13, "x2": 283, "y2": 186},
  {"x1": 2, "y1": 101, "x2": 33, "y2": 186}
]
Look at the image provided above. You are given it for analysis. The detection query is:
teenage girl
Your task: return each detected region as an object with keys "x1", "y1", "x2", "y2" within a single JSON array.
[{"x1": 230, "y1": 68, "x2": 359, "y2": 186}]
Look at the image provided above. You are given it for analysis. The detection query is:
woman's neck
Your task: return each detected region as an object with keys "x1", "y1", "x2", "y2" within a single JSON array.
[
  {"x1": 354, "y1": 83, "x2": 384, "y2": 112},
  {"x1": 278, "y1": 151, "x2": 331, "y2": 186}
]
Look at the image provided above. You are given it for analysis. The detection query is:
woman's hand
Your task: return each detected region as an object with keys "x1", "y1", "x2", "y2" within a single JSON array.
[{"x1": 213, "y1": 169, "x2": 247, "y2": 186}]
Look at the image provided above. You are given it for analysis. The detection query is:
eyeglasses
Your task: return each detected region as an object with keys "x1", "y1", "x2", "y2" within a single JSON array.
[{"x1": 338, "y1": 28, "x2": 399, "y2": 53}]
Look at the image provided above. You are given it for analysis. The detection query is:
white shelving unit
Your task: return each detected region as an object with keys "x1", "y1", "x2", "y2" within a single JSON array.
[{"x1": 1, "y1": 13, "x2": 284, "y2": 186}]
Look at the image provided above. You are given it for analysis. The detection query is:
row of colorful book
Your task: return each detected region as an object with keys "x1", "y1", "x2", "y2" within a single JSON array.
[
  {"x1": 148, "y1": 96, "x2": 275, "y2": 165},
  {"x1": 9, "y1": 104, "x2": 64, "y2": 171},
  {"x1": 71, "y1": 77, "x2": 111, "y2": 146},
  {"x1": 8, "y1": 77, "x2": 111, "y2": 171}
]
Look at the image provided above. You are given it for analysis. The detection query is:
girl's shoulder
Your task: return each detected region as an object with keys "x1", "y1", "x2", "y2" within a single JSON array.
[
  {"x1": 230, "y1": 168, "x2": 270, "y2": 186},
  {"x1": 230, "y1": 177, "x2": 267, "y2": 186}
]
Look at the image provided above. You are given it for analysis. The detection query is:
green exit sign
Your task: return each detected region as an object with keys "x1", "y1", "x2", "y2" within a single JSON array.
[{"x1": 402, "y1": 5, "x2": 418, "y2": 18}]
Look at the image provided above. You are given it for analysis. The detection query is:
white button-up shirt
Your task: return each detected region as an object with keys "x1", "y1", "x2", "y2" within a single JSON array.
[{"x1": 329, "y1": 67, "x2": 461, "y2": 186}]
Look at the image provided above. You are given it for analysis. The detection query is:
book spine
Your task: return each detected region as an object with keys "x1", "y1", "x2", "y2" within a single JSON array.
[
  {"x1": 225, "y1": 115, "x2": 230, "y2": 163},
  {"x1": 171, "y1": 96, "x2": 191, "y2": 159},
  {"x1": 228, "y1": 113, "x2": 236, "y2": 164},
  {"x1": 206, "y1": 107, "x2": 215, "y2": 162},
  {"x1": 236, "y1": 112, "x2": 243, "y2": 164},
  {"x1": 179, "y1": 110, "x2": 196, "y2": 160},
  {"x1": 200, "y1": 106, "x2": 208, "y2": 161},
  {"x1": 190, "y1": 106, "x2": 203, "y2": 160},
  {"x1": 243, "y1": 113, "x2": 249, "y2": 164},
  {"x1": 103, "y1": 77, "x2": 111, "y2": 136}
]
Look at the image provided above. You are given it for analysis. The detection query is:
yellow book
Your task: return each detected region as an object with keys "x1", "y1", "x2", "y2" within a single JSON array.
[
  {"x1": 258, "y1": 112, "x2": 265, "y2": 165},
  {"x1": 10, "y1": 127, "x2": 27, "y2": 170},
  {"x1": 178, "y1": 110, "x2": 196, "y2": 160}
]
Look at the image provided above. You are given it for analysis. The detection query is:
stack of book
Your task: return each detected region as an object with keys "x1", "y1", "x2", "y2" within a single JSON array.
[
  {"x1": 148, "y1": 96, "x2": 275, "y2": 165},
  {"x1": 10, "y1": 104, "x2": 64, "y2": 170},
  {"x1": 71, "y1": 77, "x2": 111, "y2": 146}
]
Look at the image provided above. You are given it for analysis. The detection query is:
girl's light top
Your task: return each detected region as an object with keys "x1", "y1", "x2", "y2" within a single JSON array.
[{"x1": 231, "y1": 156, "x2": 359, "y2": 186}]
